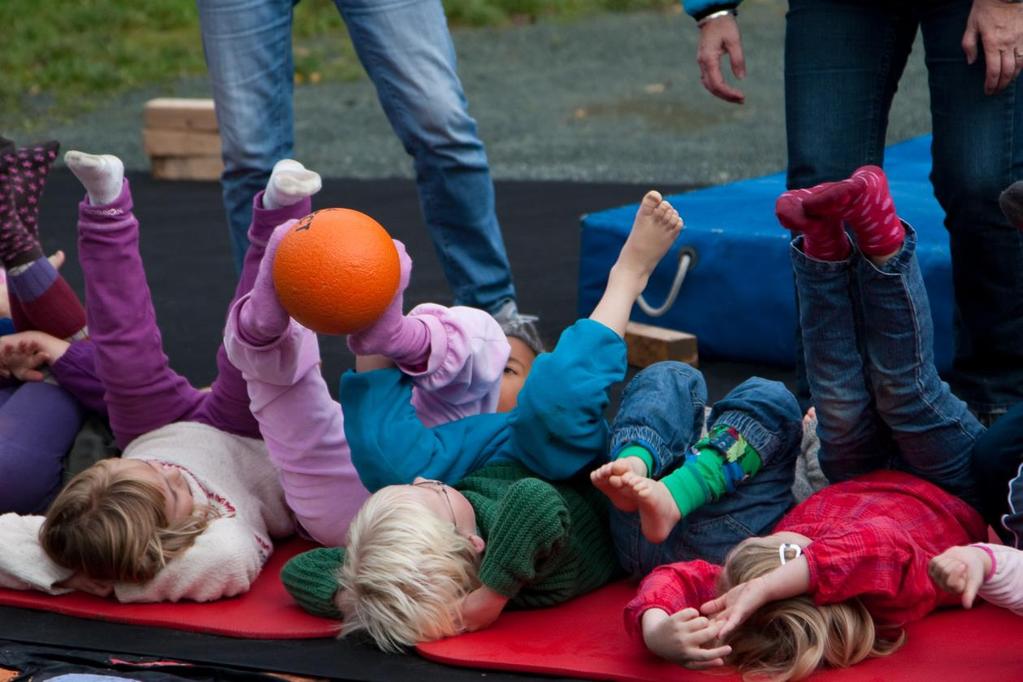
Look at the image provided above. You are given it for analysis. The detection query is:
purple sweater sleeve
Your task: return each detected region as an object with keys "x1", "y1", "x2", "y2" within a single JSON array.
[
  {"x1": 224, "y1": 294, "x2": 369, "y2": 547},
  {"x1": 978, "y1": 544, "x2": 1023, "y2": 616},
  {"x1": 404, "y1": 304, "x2": 509, "y2": 427},
  {"x1": 49, "y1": 340, "x2": 108, "y2": 415}
]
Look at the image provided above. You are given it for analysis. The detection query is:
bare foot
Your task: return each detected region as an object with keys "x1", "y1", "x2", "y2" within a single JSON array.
[
  {"x1": 615, "y1": 191, "x2": 684, "y2": 280},
  {"x1": 591, "y1": 457, "x2": 648, "y2": 512},
  {"x1": 618, "y1": 471, "x2": 682, "y2": 543}
]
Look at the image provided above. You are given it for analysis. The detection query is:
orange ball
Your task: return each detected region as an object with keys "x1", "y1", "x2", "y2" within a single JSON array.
[{"x1": 272, "y1": 208, "x2": 400, "y2": 335}]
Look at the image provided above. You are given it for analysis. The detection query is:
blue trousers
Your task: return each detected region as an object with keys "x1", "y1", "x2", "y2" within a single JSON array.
[
  {"x1": 197, "y1": 0, "x2": 516, "y2": 312},
  {"x1": 786, "y1": 0, "x2": 1023, "y2": 415},
  {"x1": 609, "y1": 362, "x2": 802, "y2": 576},
  {"x1": 973, "y1": 404, "x2": 1023, "y2": 547}
]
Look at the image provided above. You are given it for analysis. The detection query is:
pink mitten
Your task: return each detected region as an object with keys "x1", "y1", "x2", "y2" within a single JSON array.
[
  {"x1": 347, "y1": 240, "x2": 429, "y2": 365},
  {"x1": 238, "y1": 220, "x2": 295, "y2": 345}
]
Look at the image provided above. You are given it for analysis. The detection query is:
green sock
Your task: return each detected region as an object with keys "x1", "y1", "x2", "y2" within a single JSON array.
[
  {"x1": 615, "y1": 444, "x2": 653, "y2": 476},
  {"x1": 661, "y1": 425, "x2": 762, "y2": 518}
]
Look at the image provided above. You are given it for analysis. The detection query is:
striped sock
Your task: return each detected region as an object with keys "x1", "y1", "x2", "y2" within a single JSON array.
[{"x1": 8, "y1": 256, "x2": 87, "y2": 340}]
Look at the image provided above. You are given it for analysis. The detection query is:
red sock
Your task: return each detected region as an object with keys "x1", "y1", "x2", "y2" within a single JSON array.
[
  {"x1": 803, "y1": 165, "x2": 904, "y2": 257},
  {"x1": 776, "y1": 187, "x2": 850, "y2": 261}
]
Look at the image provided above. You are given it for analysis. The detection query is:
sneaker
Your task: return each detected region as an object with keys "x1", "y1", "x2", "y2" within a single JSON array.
[{"x1": 490, "y1": 299, "x2": 545, "y2": 355}]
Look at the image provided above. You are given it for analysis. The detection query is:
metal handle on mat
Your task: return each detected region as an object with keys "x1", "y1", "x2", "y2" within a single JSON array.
[{"x1": 636, "y1": 246, "x2": 698, "y2": 318}]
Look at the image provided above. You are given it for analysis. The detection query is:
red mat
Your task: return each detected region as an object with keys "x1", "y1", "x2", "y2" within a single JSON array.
[
  {"x1": 417, "y1": 580, "x2": 1023, "y2": 681},
  {"x1": 0, "y1": 538, "x2": 338, "y2": 639}
]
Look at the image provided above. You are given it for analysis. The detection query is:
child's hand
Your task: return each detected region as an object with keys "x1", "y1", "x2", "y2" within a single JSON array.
[
  {"x1": 347, "y1": 240, "x2": 417, "y2": 358},
  {"x1": 459, "y1": 585, "x2": 510, "y2": 633},
  {"x1": 0, "y1": 281, "x2": 9, "y2": 319},
  {"x1": 929, "y1": 545, "x2": 991, "y2": 608},
  {"x1": 641, "y1": 607, "x2": 731, "y2": 669},
  {"x1": 56, "y1": 572, "x2": 114, "y2": 598},
  {"x1": 700, "y1": 576, "x2": 770, "y2": 639},
  {"x1": 0, "y1": 331, "x2": 67, "y2": 381}
]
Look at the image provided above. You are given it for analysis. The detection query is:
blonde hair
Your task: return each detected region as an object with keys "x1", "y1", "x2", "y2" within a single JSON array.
[
  {"x1": 40, "y1": 459, "x2": 209, "y2": 583},
  {"x1": 720, "y1": 537, "x2": 905, "y2": 681},
  {"x1": 337, "y1": 487, "x2": 481, "y2": 652}
]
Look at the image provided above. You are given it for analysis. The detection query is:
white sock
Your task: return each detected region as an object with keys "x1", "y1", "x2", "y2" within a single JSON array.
[
  {"x1": 65, "y1": 151, "x2": 125, "y2": 206},
  {"x1": 262, "y1": 159, "x2": 322, "y2": 209}
]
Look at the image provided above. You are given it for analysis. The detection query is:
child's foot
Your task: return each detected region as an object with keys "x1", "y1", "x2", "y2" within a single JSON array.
[
  {"x1": 65, "y1": 151, "x2": 124, "y2": 207},
  {"x1": 1000, "y1": 180, "x2": 1023, "y2": 230},
  {"x1": 8, "y1": 140, "x2": 59, "y2": 237},
  {"x1": 262, "y1": 159, "x2": 322, "y2": 210},
  {"x1": 617, "y1": 471, "x2": 682, "y2": 543},
  {"x1": 775, "y1": 187, "x2": 850, "y2": 261},
  {"x1": 803, "y1": 165, "x2": 904, "y2": 260},
  {"x1": 591, "y1": 457, "x2": 649, "y2": 512},
  {"x1": 615, "y1": 191, "x2": 684, "y2": 280},
  {"x1": 928, "y1": 545, "x2": 991, "y2": 609}
]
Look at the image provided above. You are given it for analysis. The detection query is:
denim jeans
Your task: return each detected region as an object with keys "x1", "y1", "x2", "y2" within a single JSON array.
[
  {"x1": 608, "y1": 362, "x2": 802, "y2": 577},
  {"x1": 792, "y1": 227, "x2": 984, "y2": 510},
  {"x1": 972, "y1": 403, "x2": 1023, "y2": 547},
  {"x1": 785, "y1": 0, "x2": 1023, "y2": 415},
  {"x1": 197, "y1": 0, "x2": 516, "y2": 311}
]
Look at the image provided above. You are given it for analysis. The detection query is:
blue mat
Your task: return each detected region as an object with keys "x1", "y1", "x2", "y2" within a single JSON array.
[{"x1": 578, "y1": 135, "x2": 954, "y2": 370}]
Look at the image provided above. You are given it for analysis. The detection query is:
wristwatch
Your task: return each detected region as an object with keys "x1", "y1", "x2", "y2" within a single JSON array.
[{"x1": 697, "y1": 8, "x2": 738, "y2": 27}]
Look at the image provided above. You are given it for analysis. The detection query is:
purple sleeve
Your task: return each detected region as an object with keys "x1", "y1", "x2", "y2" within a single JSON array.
[
  {"x1": 49, "y1": 340, "x2": 108, "y2": 415},
  {"x1": 223, "y1": 295, "x2": 370, "y2": 547},
  {"x1": 405, "y1": 304, "x2": 509, "y2": 427}
]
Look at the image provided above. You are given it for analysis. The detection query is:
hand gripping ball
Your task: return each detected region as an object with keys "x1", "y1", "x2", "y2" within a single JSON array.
[{"x1": 272, "y1": 208, "x2": 400, "y2": 335}]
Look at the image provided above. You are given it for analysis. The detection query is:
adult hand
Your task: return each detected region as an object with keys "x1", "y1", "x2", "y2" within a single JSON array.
[
  {"x1": 697, "y1": 14, "x2": 747, "y2": 104},
  {"x1": 641, "y1": 607, "x2": 732, "y2": 669},
  {"x1": 962, "y1": 0, "x2": 1023, "y2": 95}
]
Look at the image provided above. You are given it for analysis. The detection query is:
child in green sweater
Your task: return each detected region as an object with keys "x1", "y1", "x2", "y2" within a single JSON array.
[{"x1": 283, "y1": 191, "x2": 685, "y2": 650}]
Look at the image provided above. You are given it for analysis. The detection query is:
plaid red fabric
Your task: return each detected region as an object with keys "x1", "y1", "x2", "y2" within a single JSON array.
[{"x1": 624, "y1": 470, "x2": 988, "y2": 638}]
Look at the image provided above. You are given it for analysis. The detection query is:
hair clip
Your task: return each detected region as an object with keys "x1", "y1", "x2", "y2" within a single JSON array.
[{"x1": 779, "y1": 543, "x2": 802, "y2": 565}]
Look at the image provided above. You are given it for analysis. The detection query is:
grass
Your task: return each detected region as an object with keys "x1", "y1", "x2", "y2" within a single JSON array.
[{"x1": 2, "y1": 0, "x2": 674, "y2": 128}]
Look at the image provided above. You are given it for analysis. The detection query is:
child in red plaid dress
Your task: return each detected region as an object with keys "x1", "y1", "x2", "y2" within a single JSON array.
[{"x1": 625, "y1": 167, "x2": 992, "y2": 679}]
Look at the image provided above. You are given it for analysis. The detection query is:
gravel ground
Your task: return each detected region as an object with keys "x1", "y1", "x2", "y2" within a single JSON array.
[{"x1": 8, "y1": 0, "x2": 932, "y2": 185}]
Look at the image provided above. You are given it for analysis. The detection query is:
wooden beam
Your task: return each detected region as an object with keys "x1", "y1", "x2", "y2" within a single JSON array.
[
  {"x1": 624, "y1": 321, "x2": 698, "y2": 368},
  {"x1": 143, "y1": 98, "x2": 218, "y2": 132},
  {"x1": 151, "y1": 155, "x2": 224, "y2": 182},
  {"x1": 143, "y1": 128, "x2": 221, "y2": 157}
]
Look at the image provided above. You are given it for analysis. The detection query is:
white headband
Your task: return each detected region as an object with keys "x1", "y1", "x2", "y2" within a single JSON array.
[{"x1": 779, "y1": 543, "x2": 802, "y2": 565}]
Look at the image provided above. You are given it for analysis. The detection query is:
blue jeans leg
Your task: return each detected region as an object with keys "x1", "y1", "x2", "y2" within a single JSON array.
[
  {"x1": 785, "y1": 0, "x2": 916, "y2": 410},
  {"x1": 197, "y1": 0, "x2": 296, "y2": 271},
  {"x1": 792, "y1": 236, "x2": 897, "y2": 481},
  {"x1": 608, "y1": 361, "x2": 707, "y2": 478},
  {"x1": 856, "y1": 226, "x2": 984, "y2": 507},
  {"x1": 610, "y1": 374, "x2": 801, "y2": 576},
  {"x1": 972, "y1": 404, "x2": 1023, "y2": 545},
  {"x1": 337, "y1": 0, "x2": 515, "y2": 311},
  {"x1": 920, "y1": 0, "x2": 1023, "y2": 415}
]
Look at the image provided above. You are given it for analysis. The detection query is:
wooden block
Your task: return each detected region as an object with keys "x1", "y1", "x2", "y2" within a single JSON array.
[
  {"x1": 151, "y1": 155, "x2": 224, "y2": 182},
  {"x1": 624, "y1": 321, "x2": 698, "y2": 368},
  {"x1": 143, "y1": 98, "x2": 218, "y2": 132},
  {"x1": 143, "y1": 128, "x2": 221, "y2": 156}
]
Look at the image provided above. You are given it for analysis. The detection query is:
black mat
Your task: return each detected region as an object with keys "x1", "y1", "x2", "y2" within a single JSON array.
[{"x1": 10, "y1": 170, "x2": 794, "y2": 680}]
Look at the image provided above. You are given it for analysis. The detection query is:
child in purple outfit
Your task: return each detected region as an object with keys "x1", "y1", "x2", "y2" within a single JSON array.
[
  {"x1": 0, "y1": 151, "x2": 306, "y2": 601},
  {"x1": 0, "y1": 149, "x2": 525, "y2": 599}
]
